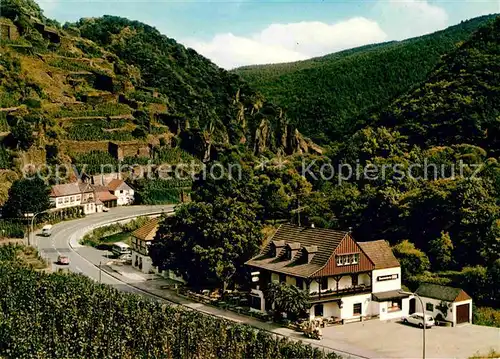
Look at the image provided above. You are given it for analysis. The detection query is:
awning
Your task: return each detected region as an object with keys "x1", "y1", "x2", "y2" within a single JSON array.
[{"x1": 372, "y1": 290, "x2": 410, "y2": 302}]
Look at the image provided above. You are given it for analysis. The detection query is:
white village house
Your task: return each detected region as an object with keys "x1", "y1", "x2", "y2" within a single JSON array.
[
  {"x1": 107, "y1": 179, "x2": 134, "y2": 206},
  {"x1": 50, "y1": 178, "x2": 134, "y2": 214},
  {"x1": 246, "y1": 224, "x2": 473, "y2": 324}
]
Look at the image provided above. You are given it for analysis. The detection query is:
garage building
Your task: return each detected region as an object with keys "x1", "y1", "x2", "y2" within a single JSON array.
[{"x1": 414, "y1": 283, "x2": 472, "y2": 326}]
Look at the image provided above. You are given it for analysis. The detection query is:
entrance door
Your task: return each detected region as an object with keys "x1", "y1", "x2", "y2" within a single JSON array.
[
  {"x1": 409, "y1": 298, "x2": 416, "y2": 314},
  {"x1": 456, "y1": 303, "x2": 470, "y2": 324}
]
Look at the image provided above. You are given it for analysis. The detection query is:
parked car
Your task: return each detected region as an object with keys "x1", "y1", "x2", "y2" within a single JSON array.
[
  {"x1": 102, "y1": 207, "x2": 109, "y2": 212},
  {"x1": 112, "y1": 242, "x2": 131, "y2": 257},
  {"x1": 57, "y1": 255, "x2": 70, "y2": 265},
  {"x1": 403, "y1": 313, "x2": 435, "y2": 328},
  {"x1": 41, "y1": 224, "x2": 52, "y2": 237},
  {"x1": 120, "y1": 253, "x2": 132, "y2": 263}
]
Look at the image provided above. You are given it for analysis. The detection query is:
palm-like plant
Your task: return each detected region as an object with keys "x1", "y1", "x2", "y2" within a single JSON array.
[{"x1": 264, "y1": 282, "x2": 310, "y2": 321}]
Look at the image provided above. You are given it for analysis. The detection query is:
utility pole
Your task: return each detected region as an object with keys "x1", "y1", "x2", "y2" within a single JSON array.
[
  {"x1": 290, "y1": 197, "x2": 308, "y2": 227},
  {"x1": 99, "y1": 261, "x2": 102, "y2": 283}
]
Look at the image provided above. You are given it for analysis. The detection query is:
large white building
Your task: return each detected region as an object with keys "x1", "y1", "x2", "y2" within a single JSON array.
[
  {"x1": 246, "y1": 224, "x2": 411, "y2": 322},
  {"x1": 50, "y1": 182, "x2": 97, "y2": 215},
  {"x1": 50, "y1": 178, "x2": 133, "y2": 214}
]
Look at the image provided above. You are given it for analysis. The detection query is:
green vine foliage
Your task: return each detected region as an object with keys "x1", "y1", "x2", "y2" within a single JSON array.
[{"x1": 0, "y1": 246, "x2": 339, "y2": 359}]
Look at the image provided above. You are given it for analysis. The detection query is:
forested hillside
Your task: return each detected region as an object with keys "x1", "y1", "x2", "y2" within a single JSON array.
[
  {"x1": 376, "y1": 18, "x2": 500, "y2": 153},
  {"x1": 322, "y1": 16, "x2": 500, "y2": 308},
  {"x1": 234, "y1": 16, "x2": 497, "y2": 144}
]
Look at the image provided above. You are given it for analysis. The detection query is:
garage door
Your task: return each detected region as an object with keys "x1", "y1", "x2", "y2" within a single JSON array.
[{"x1": 456, "y1": 303, "x2": 470, "y2": 324}]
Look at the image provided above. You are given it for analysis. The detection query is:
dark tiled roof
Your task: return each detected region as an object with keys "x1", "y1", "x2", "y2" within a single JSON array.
[
  {"x1": 246, "y1": 224, "x2": 348, "y2": 278},
  {"x1": 132, "y1": 218, "x2": 160, "y2": 242},
  {"x1": 51, "y1": 182, "x2": 93, "y2": 197},
  {"x1": 358, "y1": 240, "x2": 400, "y2": 269},
  {"x1": 51, "y1": 183, "x2": 80, "y2": 197},
  {"x1": 372, "y1": 290, "x2": 409, "y2": 302},
  {"x1": 416, "y1": 283, "x2": 471, "y2": 302}
]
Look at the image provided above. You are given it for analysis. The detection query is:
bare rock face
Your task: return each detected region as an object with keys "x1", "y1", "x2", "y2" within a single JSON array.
[
  {"x1": 252, "y1": 119, "x2": 322, "y2": 156},
  {"x1": 286, "y1": 127, "x2": 323, "y2": 155},
  {"x1": 253, "y1": 119, "x2": 272, "y2": 154}
]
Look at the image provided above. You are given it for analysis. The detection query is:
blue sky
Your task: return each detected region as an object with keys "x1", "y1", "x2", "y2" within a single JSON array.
[{"x1": 38, "y1": 0, "x2": 500, "y2": 68}]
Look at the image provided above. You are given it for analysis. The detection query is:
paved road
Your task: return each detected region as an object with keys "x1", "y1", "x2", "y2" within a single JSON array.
[{"x1": 37, "y1": 205, "x2": 175, "y2": 293}]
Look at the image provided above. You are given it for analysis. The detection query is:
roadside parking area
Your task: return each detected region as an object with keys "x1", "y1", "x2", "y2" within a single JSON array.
[{"x1": 320, "y1": 319, "x2": 500, "y2": 358}]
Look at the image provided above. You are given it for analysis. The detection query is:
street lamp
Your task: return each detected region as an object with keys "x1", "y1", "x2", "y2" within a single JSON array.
[{"x1": 400, "y1": 290, "x2": 426, "y2": 359}]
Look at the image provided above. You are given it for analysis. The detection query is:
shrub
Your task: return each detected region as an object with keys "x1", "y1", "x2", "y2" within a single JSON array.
[
  {"x1": 473, "y1": 307, "x2": 500, "y2": 328},
  {"x1": 0, "y1": 220, "x2": 25, "y2": 238}
]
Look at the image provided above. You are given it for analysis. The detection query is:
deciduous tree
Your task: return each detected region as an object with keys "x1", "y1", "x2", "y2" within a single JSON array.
[{"x1": 150, "y1": 198, "x2": 263, "y2": 290}]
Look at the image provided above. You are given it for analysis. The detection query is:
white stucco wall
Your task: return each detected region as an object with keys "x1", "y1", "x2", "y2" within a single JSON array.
[
  {"x1": 340, "y1": 293, "x2": 372, "y2": 319},
  {"x1": 359, "y1": 273, "x2": 371, "y2": 286},
  {"x1": 310, "y1": 301, "x2": 341, "y2": 319},
  {"x1": 415, "y1": 296, "x2": 453, "y2": 321},
  {"x1": 415, "y1": 297, "x2": 472, "y2": 325},
  {"x1": 372, "y1": 267, "x2": 401, "y2": 293},
  {"x1": 337, "y1": 275, "x2": 352, "y2": 290},
  {"x1": 310, "y1": 280, "x2": 319, "y2": 293},
  {"x1": 377, "y1": 297, "x2": 411, "y2": 320},
  {"x1": 132, "y1": 251, "x2": 155, "y2": 274},
  {"x1": 250, "y1": 289, "x2": 266, "y2": 312},
  {"x1": 115, "y1": 189, "x2": 134, "y2": 205},
  {"x1": 53, "y1": 195, "x2": 83, "y2": 209}
]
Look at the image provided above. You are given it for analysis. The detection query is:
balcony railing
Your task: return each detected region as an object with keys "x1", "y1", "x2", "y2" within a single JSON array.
[{"x1": 309, "y1": 284, "x2": 372, "y2": 301}]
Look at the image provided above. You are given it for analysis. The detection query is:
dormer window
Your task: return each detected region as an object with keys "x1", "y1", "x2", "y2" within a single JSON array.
[
  {"x1": 270, "y1": 240, "x2": 285, "y2": 258},
  {"x1": 286, "y1": 242, "x2": 301, "y2": 260}
]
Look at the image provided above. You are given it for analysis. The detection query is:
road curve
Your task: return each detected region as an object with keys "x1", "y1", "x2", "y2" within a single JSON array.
[{"x1": 37, "y1": 205, "x2": 175, "y2": 291}]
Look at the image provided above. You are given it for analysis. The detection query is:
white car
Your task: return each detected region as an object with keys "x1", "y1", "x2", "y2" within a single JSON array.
[
  {"x1": 102, "y1": 207, "x2": 109, "y2": 212},
  {"x1": 403, "y1": 313, "x2": 435, "y2": 328},
  {"x1": 120, "y1": 253, "x2": 132, "y2": 263}
]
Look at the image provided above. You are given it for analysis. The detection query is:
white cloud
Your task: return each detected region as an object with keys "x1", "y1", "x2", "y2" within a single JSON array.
[
  {"x1": 183, "y1": 17, "x2": 387, "y2": 69},
  {"x1": 376, "y1": 0, "x2": 449, "y2": 40},
  {"x1": 184, "y1": 33, "x2": 309, "y2": 70}
]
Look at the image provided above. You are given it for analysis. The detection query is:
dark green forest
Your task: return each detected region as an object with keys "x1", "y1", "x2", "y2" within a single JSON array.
[{"x1": 234, "y1": 15, "x2": 497, "y2": 144}]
